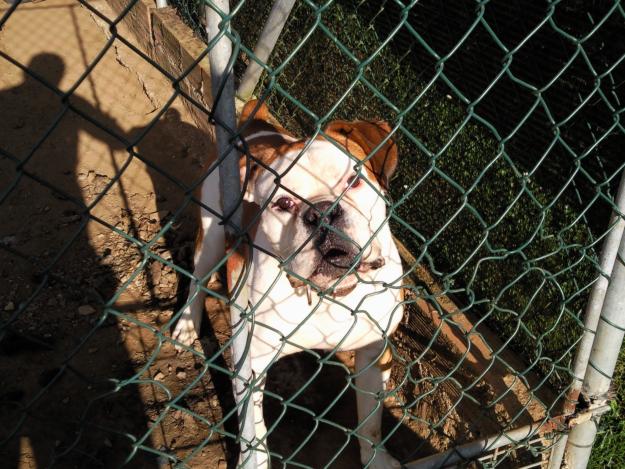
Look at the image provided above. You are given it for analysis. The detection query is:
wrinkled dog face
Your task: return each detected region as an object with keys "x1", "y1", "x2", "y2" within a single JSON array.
[
  {"x1": 252, "y1": 139, "x2": 391, "y2": 296},
  {"x1": 239, "y1": 101, "x2": 398, "y2": 296}
]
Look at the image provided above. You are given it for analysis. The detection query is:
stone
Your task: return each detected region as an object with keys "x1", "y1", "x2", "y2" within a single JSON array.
[
  {"x1": 78, "y1": 305, "x2": 96, "y2": 316},
  {"x1": 150, "y1": 261, "x2": 162, "y2": 285}
]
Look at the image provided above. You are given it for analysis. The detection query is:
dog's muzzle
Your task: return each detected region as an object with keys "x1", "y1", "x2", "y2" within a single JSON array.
[
  {"x1": 286, "y1": 200, "x2": 386, "y2": 299},
  {"x1": 315, "y1": 230, "x2": 360, "y2": 278},
  {"x1": 304, "y1": 200, "x2": 361, "y2": 277}
]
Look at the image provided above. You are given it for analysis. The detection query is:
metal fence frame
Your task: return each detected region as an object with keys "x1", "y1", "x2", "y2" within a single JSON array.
[{"x1": 2, "y1": 0, "x2": 625, "y2": 467}]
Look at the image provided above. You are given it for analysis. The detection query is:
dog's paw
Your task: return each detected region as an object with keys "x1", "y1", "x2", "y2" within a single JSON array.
[
  {"x1": 361, "y1": 449, "x2": 401, "y2": 469},
  {"x1": 172, "y1": 318, "x2": 199, "y2": 351}
]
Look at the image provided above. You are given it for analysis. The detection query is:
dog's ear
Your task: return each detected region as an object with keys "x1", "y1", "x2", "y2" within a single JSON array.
[
  {"x1": 238, "y1": 99, "x2": 294, "y2": 140},
  {"x1": 239, "y1": 99, "x2": 272, "y2": 127},
  {"x1": 237, "y1": 100, "x2": 297, "y2": 203},
  {"x1": 324, "y1": 120, "x2": 398, "y2": 190}
]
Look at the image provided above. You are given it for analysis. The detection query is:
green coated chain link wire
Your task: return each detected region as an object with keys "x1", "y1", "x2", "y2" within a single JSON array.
[{"x1": 1, "y1": 0, "x2": 625, "y2": 468}]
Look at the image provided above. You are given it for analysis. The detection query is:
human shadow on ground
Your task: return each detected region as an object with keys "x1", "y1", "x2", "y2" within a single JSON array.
[{"x1": 0, "y1": 53, "x2": 160, "y2": 468}]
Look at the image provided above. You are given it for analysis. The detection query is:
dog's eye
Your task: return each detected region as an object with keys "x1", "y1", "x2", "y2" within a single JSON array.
[
  {"x1": 346, "y1": 175, "x2": 362, "y2": 190},
  {"x1": 274, "y1": 196, "x2": 296, "y2": 212}
]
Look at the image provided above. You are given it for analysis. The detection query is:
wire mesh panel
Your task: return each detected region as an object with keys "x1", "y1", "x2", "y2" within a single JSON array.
[{"x1": 1, "y1": 0, "x2": 625, "y2": 468}]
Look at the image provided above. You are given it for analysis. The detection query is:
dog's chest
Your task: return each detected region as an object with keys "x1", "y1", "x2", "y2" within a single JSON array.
[{"x1": 247, "y1": 252, "x2": 403, "y2": 358}]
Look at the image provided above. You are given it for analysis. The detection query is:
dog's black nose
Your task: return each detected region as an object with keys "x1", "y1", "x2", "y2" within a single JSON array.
[
  {"x1": 317, "y1": 230, "x2": 360, "y2": 272},
  {"x1": 303, "y1": 201, "x2": 343, "y2": 227}
]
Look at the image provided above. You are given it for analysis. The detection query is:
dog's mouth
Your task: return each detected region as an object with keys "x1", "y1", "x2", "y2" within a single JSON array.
[{"x1": 287, "y1": 256, "x2": 386, "y2": 302}]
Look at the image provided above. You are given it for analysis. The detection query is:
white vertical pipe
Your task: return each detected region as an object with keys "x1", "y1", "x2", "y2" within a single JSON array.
[
  {"x1": 570, "y1": 169, "x2": 625, "y2": 388},
  {"x1": 155, "y1": 0, "x2": 168, "y2": 8},
  {"x1": 547, "y1": 435, "x2": 568, "y2": 469},
  {"x1": 205, "y1": 2, "x2": 256, "y2": 468},
  {"x1": 206, "y1": 1, "x2": 243, "y2": 229},
  {"x1": 237, "y1": 0, "x2": 296, "y2": 101},
  {"x1": 549, "y1": 170, "x2": 625, "y2": 469},
  {"x1": 565, "y1": 201, "x2": 625, "y2": 468}
]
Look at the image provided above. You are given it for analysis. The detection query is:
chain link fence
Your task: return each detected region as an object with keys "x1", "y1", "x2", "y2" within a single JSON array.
[{"x1": 2, "y1": 0, "x2": 625, "y2": 468}]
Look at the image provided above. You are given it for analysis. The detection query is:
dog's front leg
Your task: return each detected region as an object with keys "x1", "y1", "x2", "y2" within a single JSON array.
[
  {"x1": 236, "y1": 366, "x2": 270, "y2": 469},
  {"x1": 172, "y1": 171, "x2": 224, "y2": 350},
  {"x1": 355, "y1": 341, "x2": 400, "y2": 469}
]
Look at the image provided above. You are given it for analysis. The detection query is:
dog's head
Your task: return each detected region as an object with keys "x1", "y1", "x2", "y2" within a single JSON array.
[{"x1": 239, "y1": 100, "x2": 398, "y2": 296}]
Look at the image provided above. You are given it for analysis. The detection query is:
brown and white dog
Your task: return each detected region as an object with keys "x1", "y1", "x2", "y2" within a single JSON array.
[{"x1": 172, "y1": 100, "x2": 404, "y2": 468}]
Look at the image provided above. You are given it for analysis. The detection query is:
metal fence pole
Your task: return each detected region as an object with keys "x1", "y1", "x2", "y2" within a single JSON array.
[
  {"x1": 548, "y1": 170, "x2": 625, "y2": 468},
  {"x1": 404, "y1": 421, "x2": 547, "y2": 469},
  {"x1": 563, "y1": 180, "x2": 625, "y2": 468},
  {"x1": 206, "y1": 1, "x2": 256, "y2": 468},
  {"x1": 237, "y1": 0, "x2": 296, "y2": 101}
]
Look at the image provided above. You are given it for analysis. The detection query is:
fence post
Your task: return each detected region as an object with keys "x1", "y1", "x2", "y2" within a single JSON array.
[
  {"x1": 562, "y1": 175, "x2": 625, "y2": 468},
  {"x1": 237, "y1": 0, "x2": 296, "y2": 101},
  {"x1": 206, "y1": 1, "x2": 256, "y2": 468},
  {"x1": 548, "y1": 170, "x2": 625, "y2": 468}
]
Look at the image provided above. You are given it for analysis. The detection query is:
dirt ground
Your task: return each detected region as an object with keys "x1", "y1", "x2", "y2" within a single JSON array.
[
  {"x1": 0, "y1": 0, "x2": 227, "y2": 467},
  {"x1": 0, "y1": 1, "x2": 554, "y2": 468}
]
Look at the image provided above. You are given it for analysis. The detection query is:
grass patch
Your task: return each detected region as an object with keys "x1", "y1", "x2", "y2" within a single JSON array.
[{"x1": 589, "y1": 346, "x2": 625, "y2": 468}]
